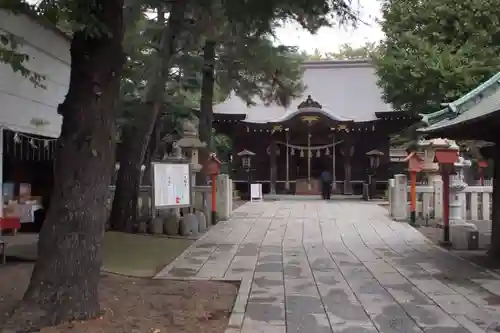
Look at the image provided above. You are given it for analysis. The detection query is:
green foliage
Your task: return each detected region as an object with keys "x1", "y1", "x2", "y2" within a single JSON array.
[
  {"x1": 375, "y1": 0, "x2": 500, "y2": 114},
  {"x1": 216, "y1": 40, "x2": 305, "y2": 108},
  {"x1": 306, "y1": 42, "x2": 380, "y2": 60},
  {"x1": 0, "y1": 32, "x2": 46, "y2": 87},
  {"x1": 211, "y1": 128, "x2": 232, "y2": 158},
  {"x1": 220, "y1": 0, "x2": 358, "y2": 35},
  {"x1": 187, "y1": 0, "x2": 361, "y2": 111}
]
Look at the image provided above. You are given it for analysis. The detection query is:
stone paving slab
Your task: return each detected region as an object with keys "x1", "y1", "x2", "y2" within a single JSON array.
[{"x1": 155, "y1": 201, "x2": 500, "y2": 333}]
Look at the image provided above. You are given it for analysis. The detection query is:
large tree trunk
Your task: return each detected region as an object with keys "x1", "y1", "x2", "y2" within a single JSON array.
[
  {"x1": 109, "y1": 1, "x2": 187, "y2": 232},
  {"x1": 3, "y1": 0, "x2": 124, "y2": 330},
  {"x1": 196, "y1": 39, "x2": 216, "y2": 185},
  {"x1": 110, "y1": 122, "x2": 149, "y2": 232},
  {"x1": 488, "y1": 144, "x2": 500, "y2": 256},
  {"x1": 141, "y1": 114, "x2": 163, "y2": 185}
]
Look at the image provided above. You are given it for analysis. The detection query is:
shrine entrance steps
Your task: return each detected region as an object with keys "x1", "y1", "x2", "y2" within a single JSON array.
[{"x1": 263, "y1": 194, "x2": 363, "y2": 201}]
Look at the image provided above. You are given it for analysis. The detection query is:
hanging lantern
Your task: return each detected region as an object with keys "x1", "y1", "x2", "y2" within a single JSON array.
[
  {"x1": 29, "y1": 139, "x2": 37, "y2": 148},
  {"x1": 325, "y1": 148, "x2": 330, "y2": 156},
  {"x1": 300, "y1": 149, "x2": 304, "y2": 157},
  {"x1": 308, "y1": 150, "x2": 312, "y2": 158},
  {"x1": 290, "y1": 147, "x2": 295, "y2": 156},
  {"x1": 316, "y1": 149, "x2": 321, "y2": 157},
  {"x1": 44, "y1": 140, "x2": 49, "y2": 148},
  {"x1": 13, "y1": 133, "x2": 20, "y2": 143}
]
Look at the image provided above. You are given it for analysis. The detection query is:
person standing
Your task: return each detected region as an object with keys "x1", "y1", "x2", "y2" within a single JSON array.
[{"x1": 320, "y1": 169, "x2": 332, "y2": 200}]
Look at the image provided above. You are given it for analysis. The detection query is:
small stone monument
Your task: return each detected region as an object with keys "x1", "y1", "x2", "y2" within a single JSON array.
[
  {"x1": 196, "y1": 210, "x2": 207, "y2": 232},
  {"x1": 180, "y1": 213, "x2": 199, "y2": 236},
  {"x1": 164, "y1": 211, "x2": 180, "y2": 235}
]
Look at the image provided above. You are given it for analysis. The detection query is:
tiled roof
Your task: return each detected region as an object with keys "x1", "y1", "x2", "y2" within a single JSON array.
[
  {"x1": 213, "y1": 60, "x2": 393, "y2": 123},
  {"x1": 419, "y1": 72, "x2": 500, "y2": 133}
]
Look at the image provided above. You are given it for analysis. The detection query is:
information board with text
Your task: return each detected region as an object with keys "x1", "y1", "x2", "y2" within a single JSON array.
[{"x1": 152, "y1": 162, "x2": 191, "y2": 208}]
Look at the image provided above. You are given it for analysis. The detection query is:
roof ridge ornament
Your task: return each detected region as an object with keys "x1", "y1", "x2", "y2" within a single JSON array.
[{"x1": 298, "y1": 95, "x2": 322, "y2": 109}]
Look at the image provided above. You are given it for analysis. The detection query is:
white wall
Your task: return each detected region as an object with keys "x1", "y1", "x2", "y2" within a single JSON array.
[{"x1": 0, "y1": 10, "x2": 70, "y2": 138}]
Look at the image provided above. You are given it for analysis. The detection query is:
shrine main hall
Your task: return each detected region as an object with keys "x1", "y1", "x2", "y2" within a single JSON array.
[{"x1": 213, "y1": 60, "x2": 416, "y2": 196}]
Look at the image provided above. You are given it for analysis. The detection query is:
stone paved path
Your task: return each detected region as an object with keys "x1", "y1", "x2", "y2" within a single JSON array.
[{"x1": 156, "y1": 201, "x2": 500, "y2": 333}]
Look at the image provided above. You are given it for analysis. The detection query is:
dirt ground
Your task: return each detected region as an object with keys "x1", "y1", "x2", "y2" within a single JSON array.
[{"x1": 0, "y1": 263, "x2": 238, "y2": 333}]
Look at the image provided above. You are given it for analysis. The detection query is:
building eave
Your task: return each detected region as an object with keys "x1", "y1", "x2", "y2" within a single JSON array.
[
  {"x1": 375, "y1": 110, "x2": 421, "y2": 121},
  {"x1": 448, "y1": 71, "x2": 500, "y2": 110},
  {"x1": 12, "y1": 7, "x2": 72, "y2": 42},
  {"x1": 421, "y1": 71, "x2": 500, "y2": 126}
]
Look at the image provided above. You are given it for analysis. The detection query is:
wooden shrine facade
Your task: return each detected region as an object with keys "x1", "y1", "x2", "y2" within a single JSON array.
[
  {"x1": 212, "y1": 60, "x2": 420, "y2": 195},
  {"x1": 214, "y1": 96, "x2": 418, "y2": 195}
]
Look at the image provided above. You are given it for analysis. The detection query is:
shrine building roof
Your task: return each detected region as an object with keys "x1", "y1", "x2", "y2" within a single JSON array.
[
  {"x1": 418, "y1": 71, "x2": 500, "y2": 138},
  {"x1": 213, "y1": 59, "x2": 394, "y2": 124}
]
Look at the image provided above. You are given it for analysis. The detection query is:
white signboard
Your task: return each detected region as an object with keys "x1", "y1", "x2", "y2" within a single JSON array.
[
  {"x1": 250, "y1": 183, "x2": 263, "y2": 202},
  {"x1": 152, "y1": 162, "x2": 191, "y2": 207}
]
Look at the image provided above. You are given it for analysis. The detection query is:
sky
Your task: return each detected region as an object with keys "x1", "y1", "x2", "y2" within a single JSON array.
[{"x1": 274, "y1": 0, "x2": 385, "y2": 54}]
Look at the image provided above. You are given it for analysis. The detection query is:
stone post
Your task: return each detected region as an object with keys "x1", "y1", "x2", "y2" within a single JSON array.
[
  {"x1": 216, "y1": 174, "x2": 232, "y2": 221},
  {"x1": 433, "y1": 179, "x2": 443, "y2": 220},
  {"x1": 393, "y1": 174, "x2": 408, "y2": 221},
  {"x1": 269, "y1": 139, "x2": 277, "y2": 194},
  {"x1": 388, "y1": 178, "x2": 395, "y2": 217}
]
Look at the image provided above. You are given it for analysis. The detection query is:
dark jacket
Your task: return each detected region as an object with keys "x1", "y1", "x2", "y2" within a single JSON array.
[{"x1": 320, "y1": 171, "x2": 332, "y2": 183}]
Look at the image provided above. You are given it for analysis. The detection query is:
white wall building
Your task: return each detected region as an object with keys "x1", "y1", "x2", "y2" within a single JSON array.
[
  {"x1": 0, "y1": 9, "x2": 69, "y2": 138},
  {"x1": 0, "y1": 10, "x2": 70, "y2": 222}
]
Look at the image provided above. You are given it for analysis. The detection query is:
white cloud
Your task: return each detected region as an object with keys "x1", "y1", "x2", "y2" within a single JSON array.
[{"x1": 274, "y1": 0, "x2": 385, "y2": 53}]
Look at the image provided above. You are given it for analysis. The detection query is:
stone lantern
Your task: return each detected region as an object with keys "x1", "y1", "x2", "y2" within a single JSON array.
[
  {"x1": 237, "y1": 149, "x2": 256, "y2": 200},
  {"x1": 173, "y1": 117, "x2": 209, "y2": 236},
  {"x1": 449, "y1": 154, "x2": 471, "y2": 225},
  {"x1": 365, "y1": 149, "x2": 384, "y2": 199},
  {"x1": 478, "y1": 160, "x2": 488, "y2": 186},
  {"x1": 418, "y1": 138, "x2": 451, "y2": 183},
  {"x1": 175, "y1": 118, "x2": 206, "y2": 173},
  {"x1": 434, "y1": 139, "x2": 460, "y2": 246}
]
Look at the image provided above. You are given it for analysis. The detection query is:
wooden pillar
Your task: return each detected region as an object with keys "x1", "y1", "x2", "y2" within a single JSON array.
[
  {"x1": 488, "y1": 143, "x2": 500, "y2": 256},
  {"x1": 270, "y1": 137, "x2": 277, "y2": 194},
  {"x1": 0, "y1": 128, "x2": 3, "y2": 220},
  {"x1": 307, "y1": 131, "x2": 311, "y2": 190},
  {"x1": 332, "y1": 134, "x2": 336, "y2": 190},
  {"x1": 442, "y1": 169, "x2": 451, "y2": 245},
  {"x1": 285, "y1": 130, "x2": 290, "y2": 190},
  {"x1": 342, "y1": 135, "x2": 354, "y2": 195},
  {"x1": 409, "y1": 171, "x2": 417, "y2": 226}
]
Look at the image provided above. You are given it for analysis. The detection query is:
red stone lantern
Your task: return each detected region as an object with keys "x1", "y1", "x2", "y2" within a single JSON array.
[
  {"x1": 204, "y1": 154, "x2": 221, "y2": 176},
  {"x1": 404, "y1": 152, "x2": 423, "y2": 226},
  {"x1": 478, "y1": 160, "x2": 488, "y2": 186},
  {"x1": 434, "y1": 147, "x2": 459, "y2": 246}
]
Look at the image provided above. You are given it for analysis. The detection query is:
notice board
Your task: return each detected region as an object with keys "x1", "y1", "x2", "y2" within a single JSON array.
[{"x1": 151, "y1": 162, "x2": 191, "y2": 208}]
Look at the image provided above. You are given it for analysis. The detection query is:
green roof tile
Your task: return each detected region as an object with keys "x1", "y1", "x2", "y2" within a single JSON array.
[{"x1": 418, "y1": 71, "x2": 500, "y2": 133}]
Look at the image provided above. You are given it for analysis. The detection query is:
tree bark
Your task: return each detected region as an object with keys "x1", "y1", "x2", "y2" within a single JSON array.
[
  {"x1": 197, "y1": 39, "x2": 216, "y2": 185},
  {"x1": 2, "y1": 0, "x2": 124, "y2": 330},
  {"x1": 141, "y1": 114, "x2": 163, "y2": 185},
  {"x1": 488, "y1": 143, "x2": 500, "y2": 256},
  {"x1": 109, "y1": 1, "x2": 187, "y2": 231}
]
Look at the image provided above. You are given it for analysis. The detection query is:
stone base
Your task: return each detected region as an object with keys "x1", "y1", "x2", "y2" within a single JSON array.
[
  {"x1": 450, "y1": 224, "x2": 478, "y2": 250},
  {"x1": 180, "y1": 213, "x2": 199, "y2": 236}
]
